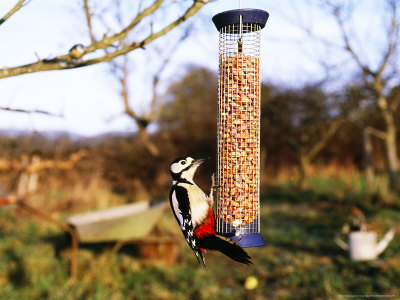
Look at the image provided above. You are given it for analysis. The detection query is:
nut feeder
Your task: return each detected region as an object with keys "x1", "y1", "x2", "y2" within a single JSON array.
[{"x1": 212, "y1": 8, "x2": 269, "y2": 247}]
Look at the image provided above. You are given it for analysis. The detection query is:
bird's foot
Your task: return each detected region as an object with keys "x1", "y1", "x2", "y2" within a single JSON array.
[{"x1": 211, "y1": 173, "x2": 221, "y2": 190}]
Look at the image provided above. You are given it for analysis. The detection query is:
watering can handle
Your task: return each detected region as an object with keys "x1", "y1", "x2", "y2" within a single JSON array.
[{"x1": 335, "y1": 234, "x2": 348, "y2": 251}]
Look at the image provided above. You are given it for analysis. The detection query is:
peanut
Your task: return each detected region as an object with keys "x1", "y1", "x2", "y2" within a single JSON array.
[{"x1": 217, "y1": 53, "x2": 260, "y2": 226}]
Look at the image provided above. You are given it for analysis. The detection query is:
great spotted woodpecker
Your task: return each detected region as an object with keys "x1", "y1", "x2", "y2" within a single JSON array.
[{"x1": 169, "y1": 156, "x2": 251, "y2": 267}]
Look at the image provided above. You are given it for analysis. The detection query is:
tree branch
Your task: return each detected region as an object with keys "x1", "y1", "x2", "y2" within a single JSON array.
[
  {"x1": 0, "y1": 0, "x2": 30, "y2": 26},
  {"x1": 0, "y1": 106, "x2": 62, "y2": 117},
  {"x1": 117, "y1": 56, "x2": 147, "y2": 125},
  {"x1": 376, "y1": 0, "x2": 399, "y2": 78},
  {"x1": 115, "y1": 56, "x2": 160, "y2": 156},
  {"x1": 148, "y1": 26, "x2": 192, "y2": 120},
  {"x1": 83, "y1": 0, "x2": 96, "y2": 44},
  {"x1": 0, "y1": 0, "x2": 210, "y2": 79},
  {"x1": 332, "y1": 5, "x2": 371, "y2": 77},
  {"x1": 307, "y1": 118, "x2": 343, "y2": 162},
  {"x1": 365, "y1": 126, "x2": 387, "y2": 140}
]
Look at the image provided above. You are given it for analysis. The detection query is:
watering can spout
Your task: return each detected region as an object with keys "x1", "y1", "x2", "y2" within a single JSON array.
[{"x1": 375, "y1": 227, "x2": 397, "y2": 256}]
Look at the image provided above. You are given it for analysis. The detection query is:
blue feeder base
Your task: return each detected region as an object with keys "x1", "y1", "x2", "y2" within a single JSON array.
[
  {"x1": 221, "y1": 232, "x2": 265, "y2": 248},
  {"x1": 217, "y1": 218, "x2": 265, "y2": 247}
]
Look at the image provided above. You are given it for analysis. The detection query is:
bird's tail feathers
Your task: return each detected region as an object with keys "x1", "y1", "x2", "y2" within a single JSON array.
[
  {"x1": 194, "y1": 249, "x2": 207, "y2": 268},
  {"x1": 198, "y1": 234, "x2": 252, "y2": 265}
]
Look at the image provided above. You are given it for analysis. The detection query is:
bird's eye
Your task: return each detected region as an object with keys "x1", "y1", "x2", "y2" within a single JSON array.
[{"x1": 180, "y1": 161, "x2": 186, "y2": 165}]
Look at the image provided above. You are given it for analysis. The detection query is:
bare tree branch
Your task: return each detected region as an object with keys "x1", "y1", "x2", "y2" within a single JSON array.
[
  {"x1": 116, "y1": 55, "x2": 160, "y2": 156},
  {"x1": 376, "y1": 1, "x2": 399, "y2": 78},
  {"x1": 365, "y1": 126, "x2": 387, "y2": 140},
  {"x1": 83, "y1": 0, "x2": 96, "y2": 44},
  {"x1": 110, "y1": 21, "x2": 192, "y2": 156},
  {"x1": 331, "y1": 4, "x2": 371, "y2": 77},
  {"x1": 0, "y1": 0, "x2": 210, "y2": 79},
  {"x1": 299, "y1": 0, "x2": 400, "y2": 192},
  {"x1": 118, "y1": 56, "x2": 147, "y2": 124},
  {"x1": 112, "y1": 18, "x2": 194, "y2": 157},
  {"x1": 0, "y1": 0, "x2": 30, "y2": 26},
  {"x1": 0, "y1": 106, "x2": 62, "y2": 117},
  {"x1": 307, "y1": 118, "x2": 343, "y2": 162},
  {"x1": 148, "y1": 26, "x2": 192, "y2": 120}
]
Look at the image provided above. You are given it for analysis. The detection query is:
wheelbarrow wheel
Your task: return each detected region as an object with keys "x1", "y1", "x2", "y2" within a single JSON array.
[{"x1": 137, "y1": 229, "x2": 180, "y2": 265}]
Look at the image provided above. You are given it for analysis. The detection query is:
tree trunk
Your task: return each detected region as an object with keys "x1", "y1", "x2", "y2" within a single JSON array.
[
  {"x1": 362, "y1": 127, "x2": 375, "y2": 193},
  {"x1": 138, "y1": 127, "x2": 160, "y2": 157},
  {"x1": 384, "y1": 119, "x2": 398, "y2": 192},
  {"x1": 377, "y1": 92, "x2": 398, "y2": 193},
  {"x1": 298, "y1": 148, "x2": 310, "y2": 189}
]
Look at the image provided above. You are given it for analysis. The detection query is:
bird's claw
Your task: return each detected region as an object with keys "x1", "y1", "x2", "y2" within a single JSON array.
[{"x1": 211, "y1": 173, "x2": 220, "y2": 189}]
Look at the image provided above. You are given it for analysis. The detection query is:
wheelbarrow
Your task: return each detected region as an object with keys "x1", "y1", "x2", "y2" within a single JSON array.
[
  {"x1": 67, "y1": 201, "x2": 180, "y2": 265},
  {"x1": 1, "y1": 198, "x2": 179, "y2": 281},
  {"x1": 67, "y1": 201, "x2": 167, "y2": 243}
]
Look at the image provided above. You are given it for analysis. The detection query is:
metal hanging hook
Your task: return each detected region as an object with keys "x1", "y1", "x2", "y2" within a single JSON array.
[
  {"x1": 238, "y1": 0, "x2": 243, "y2": 53},
  {"x1": 238, "y1": 15, "x2": 243, "y2": 53}
]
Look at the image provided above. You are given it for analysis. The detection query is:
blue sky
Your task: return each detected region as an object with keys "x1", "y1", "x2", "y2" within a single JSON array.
[{"x1": 0, "y1": 0, "x2": 386, "y2": 136}]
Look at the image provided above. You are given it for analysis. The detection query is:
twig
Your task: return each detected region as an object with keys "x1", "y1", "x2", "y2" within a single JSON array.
[
  {"x1": 0, "y1": 0, "x2": 31, "y2": 26},
  {"x1": 307, "y1": 118, "x2": 343, "y2": 162},
  {"x1": 365, "y1": 126, "x2": 387, "y2": 140},
  {"x1": 0, "y1": 106, "x2": 63, "y2": 117},
  {"x1": 83, "y1": 0, "x2": 96, "y2": 44}
]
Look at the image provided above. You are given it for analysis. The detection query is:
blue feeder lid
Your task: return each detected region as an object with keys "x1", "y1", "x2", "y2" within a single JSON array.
[{"x1": 212, "y1": 9, "x2": 269, "y2": 31}]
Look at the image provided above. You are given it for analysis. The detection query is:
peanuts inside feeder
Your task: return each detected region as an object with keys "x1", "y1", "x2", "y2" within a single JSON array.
[{"x1": 213, "y1": 9, "x2": 269, "y2": 247}]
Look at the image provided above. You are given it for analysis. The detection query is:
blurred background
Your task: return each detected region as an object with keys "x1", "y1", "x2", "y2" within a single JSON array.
[{"x1": 0, "y1": 0, "x2": 399, "y2": 299}]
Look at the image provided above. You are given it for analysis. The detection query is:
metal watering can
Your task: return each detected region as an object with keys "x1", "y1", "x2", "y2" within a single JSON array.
[{"x1": 335, "y1": 227, "x2": 397, "y2": 261}]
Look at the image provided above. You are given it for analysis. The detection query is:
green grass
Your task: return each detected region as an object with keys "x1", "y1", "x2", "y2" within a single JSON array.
[{"x1": 1, "y1": 177, "x2": 400, "y2": 299}]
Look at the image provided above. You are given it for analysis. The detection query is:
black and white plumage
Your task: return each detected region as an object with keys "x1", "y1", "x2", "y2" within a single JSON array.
[
  {"x1": 169, "y1": 157, "x2": 209, "y2": 266},
  {"x1": 169, "y1": 156, "x2": 251, "y2": 267}
]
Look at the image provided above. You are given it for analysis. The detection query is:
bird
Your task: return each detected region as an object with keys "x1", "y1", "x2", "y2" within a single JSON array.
[
  {"x1": 169, "y1": 156, "x2": 251, "y2": 267},
  {"x1": 69, "y1": 44, "x2": 86, "y2": 59}
]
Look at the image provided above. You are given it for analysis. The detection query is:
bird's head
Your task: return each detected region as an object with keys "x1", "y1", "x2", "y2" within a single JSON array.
[{"x1": 170, "y1": 157, "x2": 206, "y2": 183}]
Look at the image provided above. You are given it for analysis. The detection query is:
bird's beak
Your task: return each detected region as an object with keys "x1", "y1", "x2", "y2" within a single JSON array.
[{"x1": 192, "y1": 158, "x2": 207, "y2": 167}]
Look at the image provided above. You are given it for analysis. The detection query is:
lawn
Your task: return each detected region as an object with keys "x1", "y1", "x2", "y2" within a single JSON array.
[{"x1": 0, "y1": 178, "x2": 399, "y2": 299}]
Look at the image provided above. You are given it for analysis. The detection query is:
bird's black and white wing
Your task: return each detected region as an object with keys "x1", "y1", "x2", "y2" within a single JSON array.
[{"x1": 169, "y1": 185, "x2": 206, "y2": 267}]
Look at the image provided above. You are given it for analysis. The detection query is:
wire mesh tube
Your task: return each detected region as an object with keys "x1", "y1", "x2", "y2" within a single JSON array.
[{"x1": 213, "y1": 9, "x2": 269, "y2": 247}]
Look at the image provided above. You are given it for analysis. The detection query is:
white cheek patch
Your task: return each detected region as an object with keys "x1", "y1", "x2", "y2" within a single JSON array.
[{"x1": 170, "y1": 163, "x2": 182, "y2": 174}]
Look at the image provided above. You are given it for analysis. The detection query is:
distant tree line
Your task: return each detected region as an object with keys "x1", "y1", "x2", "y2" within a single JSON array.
[
  {"x1": 1, "y1": 66, "x2": 399, "y2": 199},
  {"x1": 1, "y1": 0, "x2": 399, "y2": 198}
]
